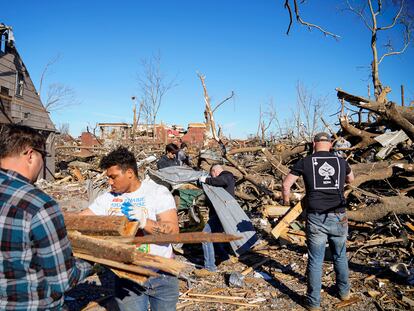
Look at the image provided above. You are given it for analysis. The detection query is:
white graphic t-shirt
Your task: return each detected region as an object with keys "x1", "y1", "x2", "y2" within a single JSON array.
[{"x1": 88, "y1": 178, "x2": 175, "y2": 259}]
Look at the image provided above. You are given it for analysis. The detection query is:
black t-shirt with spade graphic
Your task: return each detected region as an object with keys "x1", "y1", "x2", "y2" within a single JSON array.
[{"x1": 290, "y1": 151, "x2": 351, "y2": 213}]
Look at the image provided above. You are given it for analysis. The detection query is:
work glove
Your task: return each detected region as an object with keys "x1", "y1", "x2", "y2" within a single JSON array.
[
  {"x1": 121, "y1": 201, "x2": 148, "y2": 229},
  {"x1": 198, "y1": 175, "x2": 207, "y2": 183}
]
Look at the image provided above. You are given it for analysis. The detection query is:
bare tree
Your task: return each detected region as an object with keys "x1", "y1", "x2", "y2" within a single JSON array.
[
  {"x1": 38, "y1": 54, "x2": 79, "y2": 112},
  {"x1": 256, "y1": 98, "x2": 279, "y2": 144},
  {"x1": 292, "y1": 82, "x2": 326, "y2": 142},
  {"x1": 44, "y1": 83, "x2": 78, "y2": 112},
  {"x1": 197, "y1": 72, "x2": 234, "y2": 143},
  {"x1": 57, "y1": 123, "x2": 70, "y2": 135},
  {"x1": 137, "y1": 52, "x2": 177, "y2": 139},
  {"x1": 345, "y1": 0, "x2": 413, "y2": 100},
  {"x1": 38, "y1": 54, "x2": 61, "y2": 97}
]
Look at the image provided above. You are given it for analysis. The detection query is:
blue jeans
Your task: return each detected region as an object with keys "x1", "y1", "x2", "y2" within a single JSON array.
[
  {"x1": 115, "y1": 274, "x2": 179, "y2": 311},
  {"x1": 202, "y1": 215, "x2": 229, "y2": 271},
  {"x1": 306, "y1": 212, "x2": 350, "y2": 308}
]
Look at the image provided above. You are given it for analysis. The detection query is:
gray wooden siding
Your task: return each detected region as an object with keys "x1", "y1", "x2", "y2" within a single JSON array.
[{"x1": 0, "y1": 47, "x2": 55, "y2": 131}]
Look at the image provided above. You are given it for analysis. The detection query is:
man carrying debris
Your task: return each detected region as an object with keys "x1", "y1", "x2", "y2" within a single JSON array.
[
  {"x1": 282, "y1": 132, "x2": 355, "y2": 311},
  {"x1": 198, "y1": 164, "x2": 235, "y2": 272},
  {"x1": 81, "y1": 147, "x2": 179, "y2": 311},
  {"x1": 0, "y1": 124, "x2": 91, "y2": 310},
  {"x1": 157, "y1": 143, "x2": 180, "y2": 169}
]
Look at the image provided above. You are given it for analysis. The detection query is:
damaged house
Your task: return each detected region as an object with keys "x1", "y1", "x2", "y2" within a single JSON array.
[{"x1": 0, "y1": 23, "x2": 56, "y2": 179}]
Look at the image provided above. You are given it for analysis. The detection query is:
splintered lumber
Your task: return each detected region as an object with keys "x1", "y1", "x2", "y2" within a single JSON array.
[
  {"x1": 334, "y1": 296, "x2": 361, "y2": 309},
  {"x1": 111, "y1": 268, "x2": 148, "y2": 284},
  {"x1": 271, "y1": 201, "x2": 303, "y2": 239},
  {"x1": 263, "y1": 205, "x2": 290, "y2": 218},
  {"x1": 64, "y1": 214, "x2": 139, "y2": 237},
  {"x1": 98, "y1": 232, "x2": 241, "y2": 244},
  {"x1": 74, "y1": 252, "x2": 158, "y2": 277},
  {"x1": 68, "y1": 231, "x2": 185, "y2": 275},
  {"x1": 178, "y1": 297, "x2": 260, "y2": 308}
]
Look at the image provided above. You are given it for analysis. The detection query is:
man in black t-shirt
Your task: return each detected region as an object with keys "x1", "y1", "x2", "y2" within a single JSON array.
[{"x1": 282, "y1": 132, "x2": 354, "y2": 311}]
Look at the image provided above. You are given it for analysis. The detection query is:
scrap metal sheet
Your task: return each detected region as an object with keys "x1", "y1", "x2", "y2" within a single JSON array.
[
  {"x1": 147, "y1": 166, "x2": 205, "y2": 187},
  {"x1": 202, "y1": 183, "x2": 258, "y2": 256}
]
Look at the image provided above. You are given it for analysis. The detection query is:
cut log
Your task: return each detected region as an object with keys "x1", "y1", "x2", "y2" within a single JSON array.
[
  {"x1": 347, "y1": 195, "x2": 414, "y2": 222},
  {"x1": 339, "y1": 116, "x2": 378, "y2": 150},
  {"x1": 97, "y1": 232, "x2": 241, "y2": 244},
  {"x1": 346, "y1": 161, "x2": 414, "y2": 196},
  {"x1": 227, "y1": 146, "x2": 263, "y2": 155},
  {"x1": 64, "y1": 214, "x2": 140, "y2": 237},
  {"x1": 337, "y1": 88, "x2": 414, "y2": 142},
  {"x1": 68, "y1": 231, "x2": 185, "y2": 275}
]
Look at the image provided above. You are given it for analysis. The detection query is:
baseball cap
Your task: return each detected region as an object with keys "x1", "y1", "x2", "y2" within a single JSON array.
[{"x1": 313, "y1": 132, "x2": 332, "y2": 142}]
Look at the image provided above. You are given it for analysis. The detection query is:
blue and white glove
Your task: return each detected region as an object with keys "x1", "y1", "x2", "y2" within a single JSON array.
[
  {"x1": 121, "y1": 201, "x2": 148, "y2": 229},
  {"x1": 198, "y1": 175, "x2": 207, "y2": 183}
]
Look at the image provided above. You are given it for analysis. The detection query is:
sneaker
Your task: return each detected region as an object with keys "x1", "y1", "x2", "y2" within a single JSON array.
[{"x1": 304, "y1": 305, "x2": 321, "y2": 311}]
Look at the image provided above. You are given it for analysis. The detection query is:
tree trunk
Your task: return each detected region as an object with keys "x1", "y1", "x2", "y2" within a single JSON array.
[{"x1": 347, "y1": 195, "x2": 414, "y2": 222}]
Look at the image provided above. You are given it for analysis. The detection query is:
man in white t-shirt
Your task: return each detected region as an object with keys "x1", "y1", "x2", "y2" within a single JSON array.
[{"x1": 80, "y1": 147, "x2": 179, "y2": 311}]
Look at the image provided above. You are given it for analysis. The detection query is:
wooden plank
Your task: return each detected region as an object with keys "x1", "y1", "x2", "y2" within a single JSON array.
[
  {"x1": 100, "y1": 232, "x2": 241, "y2": 244},
  {"x1": 178, "y1": 297, "x2": 260, "y2": 307},
  {"x1": 68, "y1": 231, "x2": 185, "y2": 275},
  {"x1": 263, "y1": 205, "x2": 290, "y2": 218},
  {"x1": 74, "y1": 252, "x2": 158, "y2": 277},
  {"x1": 335, "y1": 296, "x2": 361, "y2": 308},
  {"x1": 64, "y1": 214, "x2": 139, "y2": 237},
  {"x1": 271, "y1": 201, "x2": 304, "y2": 240},
  {"x1": 110, "y1": 269, "x2": 148, "y2": 285}
]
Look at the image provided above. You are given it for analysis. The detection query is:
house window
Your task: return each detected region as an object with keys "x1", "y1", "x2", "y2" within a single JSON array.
[
  {"x1": 15, "y1": 72, "x2": 24, "y2": 97},
  {"x1": 1, "y1": 86, "x2": 9, "y2": 96},
  {"x1": 0, "y1": 32, "x2": 6, "y2": 53}
]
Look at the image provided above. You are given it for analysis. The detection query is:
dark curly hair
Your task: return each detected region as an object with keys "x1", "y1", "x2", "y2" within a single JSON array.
[
  {"x1": 0, "y1": 124, "x2": 45, "y2": 159},
  {"x1": 165, "y1": 143, "x2": 179, "y2": 154},
  {"x1": 100, "y1": 146, "x2": 138, "y2": 177}
]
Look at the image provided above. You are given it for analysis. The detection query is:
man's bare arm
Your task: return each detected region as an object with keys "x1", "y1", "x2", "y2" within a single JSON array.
[
  {"x1": 144, "y1": 209, "x2": 179, "y2": 235},
  {"x1": 282, "y1": 173, "x2": 299, "y2": 205},
  {"x1": 345, "y1": 170, "x2": 355, "y2": 184}
]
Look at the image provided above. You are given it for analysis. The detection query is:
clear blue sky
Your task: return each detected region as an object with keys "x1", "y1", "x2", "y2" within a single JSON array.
[{"x1": 2, "y1": 0, "x2": 413, "y2": 138}]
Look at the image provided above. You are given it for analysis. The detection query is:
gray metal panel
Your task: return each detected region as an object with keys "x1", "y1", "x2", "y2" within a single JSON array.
[
  {"x1": 202, "y1": 184, "x2": 258, "y2": 256},
  {"x1": 147, "y1": 166, "x2": 205, "y2": 187}
]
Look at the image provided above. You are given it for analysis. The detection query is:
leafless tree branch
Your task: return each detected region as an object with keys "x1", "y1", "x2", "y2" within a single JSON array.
[
  {"x1": 283, "y1": 0, "x2": 340, "y2": 39},
  {"x1": 44, "y1": 83, "x2": 79, "y2": 112},
  {"x1": 38, "y1": 54, "x2": 61, "y2": 97},
  {"x1": 137, "y1": 52, "x2": 177, "y2": 139},
  {"x1": 212, "y1": 91, "x2": 235, "y2": 113}
]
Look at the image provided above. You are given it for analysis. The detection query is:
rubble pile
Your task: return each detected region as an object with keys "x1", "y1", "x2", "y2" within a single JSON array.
[{"x1": 39, "y1": 90, "x2": 414, "y2": 309}]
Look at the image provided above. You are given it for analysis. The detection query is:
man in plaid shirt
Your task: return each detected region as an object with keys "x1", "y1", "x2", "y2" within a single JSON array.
[{"x1": 0, "y1": 124, "x2": 91, "y2": 310}]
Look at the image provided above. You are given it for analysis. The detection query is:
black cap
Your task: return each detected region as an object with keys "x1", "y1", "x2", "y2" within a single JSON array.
[{"x1": 313, "y1": 132, "x2": 332, "y2": 142}]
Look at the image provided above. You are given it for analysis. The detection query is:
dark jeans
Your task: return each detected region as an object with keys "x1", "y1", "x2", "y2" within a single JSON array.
[
  {"x1": 202, "y1": 215, "x2": 229, "y2": 271},
  {"x1": 306, "y1": 212, "x2": 350, "y2": 308},
  {"x1": 114, "y1": 274, "x2": 179, "y2": 311}
]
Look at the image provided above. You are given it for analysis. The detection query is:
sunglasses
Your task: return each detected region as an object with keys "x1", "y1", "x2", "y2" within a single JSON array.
[
  {"x1": 24, "y1": 148, "x2": 51, "y2": 158},
  {"x1": 33, "y1": 148, "x2": 51, "y2": 158}
]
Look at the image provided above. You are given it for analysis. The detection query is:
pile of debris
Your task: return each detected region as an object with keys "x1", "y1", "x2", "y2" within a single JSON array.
[{"x1": 38, "y1": 86, "x2": 414, "y2": 309}]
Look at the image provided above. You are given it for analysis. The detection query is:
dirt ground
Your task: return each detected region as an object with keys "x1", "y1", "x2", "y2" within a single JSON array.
[{"x1": 65, "y1": 240, "x2": 413, "y2": 311}]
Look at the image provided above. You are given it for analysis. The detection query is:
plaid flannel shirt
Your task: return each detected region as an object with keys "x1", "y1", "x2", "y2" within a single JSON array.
[{"x1": 0, "y1": 169, "x2": 91, "y2": 310}]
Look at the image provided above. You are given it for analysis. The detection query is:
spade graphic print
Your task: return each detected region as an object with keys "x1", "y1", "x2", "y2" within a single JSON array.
[
  {"x1": 319, "y1": 162, "x2": 335, "y2": 180},
  {"x1": 312, "y1": 157, "x2": 341, "y2": 190}
]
